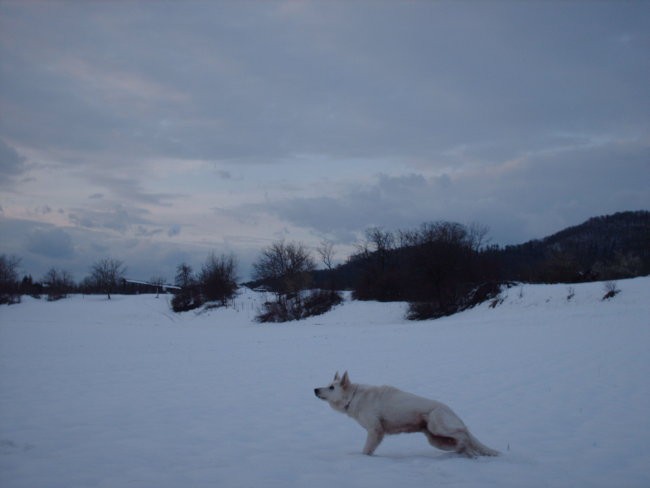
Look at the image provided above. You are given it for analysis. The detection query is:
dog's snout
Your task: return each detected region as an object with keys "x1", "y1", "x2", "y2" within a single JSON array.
[{"x1": 314, "y1": 388, "x2": 322, "y2": 398}]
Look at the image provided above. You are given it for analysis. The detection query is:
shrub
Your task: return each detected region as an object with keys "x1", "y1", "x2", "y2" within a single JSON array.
[
  {"x1": 602, "y1": 281, "x2": 620, "y2": 300},
  {"x1": 0, "y1": 254, "x2": 21, "y2": 305},
  {"x1": 170, "y1": 254, "x2": 238, "y2": 313},
  {"x1": 407, "y1": 282, "x2": 503, "y2": 320},
  {"x1": 199, "y1": 253, "x2": 238, "y2": 305},
  {"x1": 567, "y1": 286, "x2": 575, "y2": 301},
  {"x1": 252, "y1": 241, "x2": 317, "y2": 322},
  {"x1": 302, "y1": 290, "x2": 344, "y2": 318},
  {"x1": 256, "y1": 289, "x2": 343, "y2": 323},
  {"x1": 43, "y1": 268, "x2": 74, "y2": 301},
  {"x1": 171, "y1": 285, "x2": 204, "y2": 312}
]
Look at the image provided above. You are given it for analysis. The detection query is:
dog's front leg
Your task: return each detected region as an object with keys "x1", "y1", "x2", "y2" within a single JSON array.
[{"x1": 362, "y1": 428, "x2": 384, "y2": 455}]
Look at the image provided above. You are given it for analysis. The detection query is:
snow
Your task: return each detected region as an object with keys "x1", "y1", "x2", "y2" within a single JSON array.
[{"x1": 1, "y1": 278, "x2": 649, "y2": 488}]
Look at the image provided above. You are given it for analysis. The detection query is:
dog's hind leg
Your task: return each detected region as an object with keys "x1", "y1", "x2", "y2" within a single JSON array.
[
  {"x1": 425, "y1": 406, "x2": 473, "y2": 456},
  {"x1": 424, "y1": 431, "x2": 458, "y2": 452},
  {"x1": 362, "y1": 428, "x2": 384, "y2": 455},
  {"x1": 426, "y1": 407, "x2": 499, "y2": 457}
]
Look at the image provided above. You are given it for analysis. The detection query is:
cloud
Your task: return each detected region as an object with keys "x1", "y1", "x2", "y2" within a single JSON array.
[
  {"x1": 259, "y1": 138, "x2": 650, "y2": 245},
  {"x1": 2, "y1": 2, "x2": 647, "y2": 166},
  {"x1": 68, "y1": 204, "x2": 153, "y2": 233},
  {"x1": 0, "y1": 139, "x2": 27, "y2": 185},
  {"x1": 85, "y1": 173, "x2": 182, "y2": 207},
  {"x1": 25, "y1": 227, "x2": 75, "y2": 259},
  {"x1": 167, "y1": 224, "x2": 181, "y2": 237}
]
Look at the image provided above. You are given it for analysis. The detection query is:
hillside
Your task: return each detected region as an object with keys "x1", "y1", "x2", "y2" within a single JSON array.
[
  {"x1": 1, "y1": 277, "x2": 649, "y2": 487},
  {"x1": 496, "y1": 210, "x2": 650, "y2": 282},
  {"x1": 290, "y1": 211, "x2": 650, "y2": 307}
]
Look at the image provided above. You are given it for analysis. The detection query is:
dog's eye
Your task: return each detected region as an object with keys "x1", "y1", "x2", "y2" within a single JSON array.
[{"x1": 329, "y1": 385, "x2": 334, "y2": 390}]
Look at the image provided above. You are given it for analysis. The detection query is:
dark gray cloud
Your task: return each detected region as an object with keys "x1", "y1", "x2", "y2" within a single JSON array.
[
  {"x1": 25, "y1": 227, "x2": 75, "y2": 259},
  {"x1": 85, "y1": 173, "x2": 183, "y2": 207},
  {"x1": 167, "y1": 224, "x2": 181, "y2": 237},
  {"x1": 261, "y1": 138, "x2": 650, "y2": 245},
  {"x1": 67, "y1": 204, "x2": 153, "y2": 233},
  {"x1": 0, "y1": 139, "x2": 27, "y2": 185},
  {"x1": 1, "y1": 1, "x2": 648, "y2": 164}
]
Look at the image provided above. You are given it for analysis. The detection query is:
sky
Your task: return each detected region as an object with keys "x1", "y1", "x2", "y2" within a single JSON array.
[{"x1": 1, "y1": 0, "x2": 649, "y2": 282}]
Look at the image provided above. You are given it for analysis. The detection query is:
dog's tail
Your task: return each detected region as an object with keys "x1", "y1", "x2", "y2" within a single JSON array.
[{"x1": 465, "y1": 433, "x2": 500, "y2": 457}]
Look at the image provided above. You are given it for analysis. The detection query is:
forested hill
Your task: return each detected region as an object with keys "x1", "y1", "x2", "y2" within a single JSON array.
[
  {"x1": 306, "y1": 210, "x2": 650, "y2": 293},
  {"x1": 495, "y1": 210, "x2": 650, "y2": 282}
]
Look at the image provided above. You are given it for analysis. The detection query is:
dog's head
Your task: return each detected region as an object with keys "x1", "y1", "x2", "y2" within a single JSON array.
[{"x1": 314, "y1": 371, "x2": 353, "y2": 412}]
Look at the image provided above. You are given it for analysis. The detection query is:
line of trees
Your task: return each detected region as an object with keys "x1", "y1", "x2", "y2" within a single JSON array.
[
  {"x1": 342, "y1": 222, "x2": 499, "y2": 320},
  {"x1": 1, "y1": 252, "x2": 240, "y2": 311},
  {"x1": 3, "y1": 211, "x2": 648, "y2": 322},
  {"x1": 306, "y1": 211, "x2": 649, "y2": 320},
  {"x1": 1, "y1": 255, "x2": 130, "y2": 303}
]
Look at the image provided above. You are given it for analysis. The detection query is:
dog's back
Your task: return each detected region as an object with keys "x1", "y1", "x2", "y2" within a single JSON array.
[{"x1": 350, "y1": 385, "x2": 466, "y2": 435}]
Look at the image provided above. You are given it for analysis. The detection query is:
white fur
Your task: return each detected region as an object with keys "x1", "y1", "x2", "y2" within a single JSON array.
[{"x1": 314, "y1": 371, "x2": 499, "y2": 457}]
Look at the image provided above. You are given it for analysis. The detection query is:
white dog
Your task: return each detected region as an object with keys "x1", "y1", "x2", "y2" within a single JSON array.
[{"x1": 314, "y1": 371, "x2": 499, "y2": 457}]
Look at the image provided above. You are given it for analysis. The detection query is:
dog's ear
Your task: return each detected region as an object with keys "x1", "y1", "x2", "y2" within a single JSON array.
[
  {"x1": 334, "y1": 371, "x2": 340, "y2": 381},
  {"x1": 341, "y1": 371, "x2": 350, "y2": 389}
]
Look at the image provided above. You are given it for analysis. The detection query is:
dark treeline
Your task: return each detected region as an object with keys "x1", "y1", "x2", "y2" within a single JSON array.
[
  {"x1": 305, "y1": 222, "x2": 500, "y2": 320},
  {"x1": 1, "y1": 256, "x2": 148, "y2": 304},
  {"x1": 489, "y1": 211, "x2": 650, "y2": 283},
  {"x1": 0, "y1": 252, "x2": 240, "y2": 310},
  {"x1": 2, "y1": 211, "x2": 649, "y2": 320},
  {"x1": 307, "y1": 211, "x2": 650, "y2": 319}
]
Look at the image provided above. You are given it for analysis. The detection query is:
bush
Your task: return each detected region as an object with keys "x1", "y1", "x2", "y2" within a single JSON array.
[
  {"x1": 302, "y1": 290, "x2": 344, "y2": 318},
  {"x1": 171, "y1": 285, "x2": 204, "y2": 312},
  {"x1": 170, "y1": 254, "x2": 238, "y2": 313},
  {"x1": 252, "y1": 241, "x2": 318, "y2": 322},
  {"x1": 256, "y1": 290, "x2": 343, "y2": 323},
  {"x1": 602, "y1": 281, "x2": 620, "y2": 300},
  {"x1": 199, "y1": 253, "x2": 238, "y2": 305},
  {"x1": 0, "y1": 254, "x2": 21, "y2": 305},
  {"x1": 407, "y1": 282, "x2": 503, "y2": 320},
  {"x1": 43, "y1": 268, "x2": 74, "y2": 301}
]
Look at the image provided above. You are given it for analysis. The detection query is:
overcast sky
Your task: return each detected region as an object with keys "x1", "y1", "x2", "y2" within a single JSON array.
[{"x1": 1, "y1": 0, "x2": 649, "y2": 282}]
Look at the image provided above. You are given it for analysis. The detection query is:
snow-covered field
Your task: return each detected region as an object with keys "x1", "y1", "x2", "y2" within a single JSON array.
[{"x1": 1, "y1": 278, "x2": 649, "y2": 488}]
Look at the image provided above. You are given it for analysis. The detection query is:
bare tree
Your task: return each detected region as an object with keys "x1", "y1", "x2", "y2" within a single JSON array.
[
  {"x1": 199, "y1": 252, "x2": 238, "y2": 305},
  {"x1": 317, "y1": 239, "x2": 336, "y2": 270},
  {"x1": 90, "y1": 258, "x2": 126, "y2": 299},
  {"x1": 0, "y1": 254, "x2": 21, "y2": 304},
  {"x1": 467, "y1": 222, "x2": 491, "y2": 251},
  {"x1": 365, "y1": 227, "x2": 395, "y2": 254},
  {"x1": 252, "y1": 241, "x2": 318, "y2": 322},
  {"x1": 171, "y1": 262, "x2": 201, "y2": 313},
  {"x1": 43, "y1": 267, "x2": 74, "y2": 301},
  {"x1": 253, "y1": 241, "x2": 315, "y2": 297},
  {"x1": 174, "y1": 263, "x2": 195, "y2": 289},
  {"x1": 149, "y1": 275, "x2": 165, "y2": 297}
]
